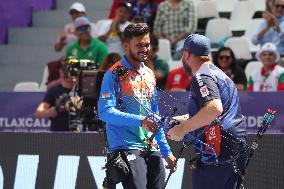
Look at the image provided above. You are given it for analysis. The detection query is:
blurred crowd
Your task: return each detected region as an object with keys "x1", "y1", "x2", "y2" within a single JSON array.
[
  {"x1": 45, "y1": 0, "x2": 284, "y2": 94},
  {"x1": 34, "y1": 0, "x2": 284, "y2": 133}
]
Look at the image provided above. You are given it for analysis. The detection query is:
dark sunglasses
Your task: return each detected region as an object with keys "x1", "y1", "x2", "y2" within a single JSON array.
[
  {"x1": 218, "y1": 55, "x2": 231, "y2": 60},
  {"x1": 274, "y1": 4, "x2": 284, "y2": 9}
]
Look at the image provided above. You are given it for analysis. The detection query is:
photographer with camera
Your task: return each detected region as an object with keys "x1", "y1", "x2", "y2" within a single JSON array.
[{"x1": 35, "y1": 60, "x2": 77, "y2": 131}]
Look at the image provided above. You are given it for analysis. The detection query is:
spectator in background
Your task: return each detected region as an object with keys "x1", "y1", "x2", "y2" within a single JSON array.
[
  {"x1": 214, "y1": 47, "x2": 247, "y2": 91},
  {"x1": 66, "y1": 16, "x2": 109, "y2": 66},
  {"x1": 99, "y1": 53, "x2": 122, "y2": 72},
  {"x1": 154, "y1": 0, "x2": 196, "y2": 50},
  {"x1": 97, "y1": 2, "x2": 131, "y2": 55},
  {"x1": 252, "y1": 0, "x2": 284, "y2": 56},
  {"x1": 247, "y1": 42, "x2": 284, "y2": 91},
  {"x1": 35, "y1": 61, "x2": 76, "y2": 131},
  {"x1": 129, "y1": 0, "x2": 157, "y2": 31},
  {"x1": 97, "y1": 53, "x2": 122, "y2": 96},
  {"x1": 108, "y1": 0, "x2": 164, "y2": 19},
  {"x1": 145, "y1": 35, "x2": 169, "y2": 90},
  {"x1": 54, "y1": 2, "x2": 97, "y2": 52},
  {"x1": 165, "y1": 66, "x2": 192, "y2": 91},
  {"x1": 46, "y1": 58, "x2": 64, "y2": 91},
  {"x1": 279, "y1": 56, "x2": 284, "y2": 67}
]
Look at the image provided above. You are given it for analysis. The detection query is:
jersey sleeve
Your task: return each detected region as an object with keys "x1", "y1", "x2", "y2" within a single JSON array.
[
  {"x1": 98, "y1": 71, "x2": 142, "y2": 126},
  {"x1": 155, "y1": 128, "x2": 172, "y2": 158},
  {"x1": 191, "y1": 73, "x2": 220, "y2": 107}
]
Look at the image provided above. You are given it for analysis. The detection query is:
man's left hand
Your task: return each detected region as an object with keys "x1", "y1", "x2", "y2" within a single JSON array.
[
  {"x1": 141, "y1": 116, "x2": 158, "y2": 133},
  {"x1": 165, "y1": 154, "x2": 177, "y2": 172},
  {"x1": 167, "y1": 124, "x2": 186, "y2": 141}
]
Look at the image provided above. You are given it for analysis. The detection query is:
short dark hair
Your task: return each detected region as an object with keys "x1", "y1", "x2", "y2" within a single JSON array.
[
  {"x1": 99, "y1": 53, "x2": 121, "y2": 72},
  {"x1": 123, "y1": 23, "x2": 150, "y2": 42}
]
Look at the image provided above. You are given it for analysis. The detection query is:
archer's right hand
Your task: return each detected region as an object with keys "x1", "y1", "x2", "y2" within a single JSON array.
[
  {"x1": 141, "y1": 116, "x2": 158, "y2": 133},
  {"x1": 165, "y1": 154, "x2": 177, "y2": 172}
]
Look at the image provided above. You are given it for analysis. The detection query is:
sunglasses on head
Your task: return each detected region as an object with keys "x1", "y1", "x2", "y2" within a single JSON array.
[
  {"x1": 218, "y1": 55, "x2": 231, "y2": 60},
  {"x1": 274, "y1": 4, "x2": 284, "y2": 9}
]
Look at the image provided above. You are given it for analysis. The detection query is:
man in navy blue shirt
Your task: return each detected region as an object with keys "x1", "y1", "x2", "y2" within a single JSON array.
[{"x1": 167, "y1": 34, "x2": 247, "y2": 189}]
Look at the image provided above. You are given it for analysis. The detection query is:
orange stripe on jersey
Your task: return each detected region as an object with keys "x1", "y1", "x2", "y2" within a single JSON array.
[{"x1": 110, "y1": 61, "x2": 156, "y2": 98}]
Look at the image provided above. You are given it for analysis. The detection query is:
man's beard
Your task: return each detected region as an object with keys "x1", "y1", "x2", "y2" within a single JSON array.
[
  {"x1": 182, "y1": 57, "x2": 192, "y2": 74},
  {"x1": 129, "y1": 48, "x2": 147, "y2": 62}
]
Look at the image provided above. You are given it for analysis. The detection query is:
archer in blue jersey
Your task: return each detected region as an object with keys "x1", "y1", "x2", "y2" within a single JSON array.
[
  {"x1": 168, "y1": 34, "x2": 248, "y2": 189},
  {"x1": 98, "y1": 23, "x2": 176, "y2": 189}
]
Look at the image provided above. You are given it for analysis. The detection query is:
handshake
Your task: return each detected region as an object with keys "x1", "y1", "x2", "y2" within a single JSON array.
[
  {"x1": 141, "y1": 114, "x2": 181, "y2": 133},
  {"x1": 141, "y1": 114, "x2": 160, "y2": 133}
]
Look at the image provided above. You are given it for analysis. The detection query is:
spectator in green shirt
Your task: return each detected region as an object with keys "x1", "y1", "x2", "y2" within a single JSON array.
[
  {"x1": 146, "y1": 34, "x2": 169, "y2": 90},
  {"x1": 66, "y1": 16, "x2": 109, "y2": 66}
]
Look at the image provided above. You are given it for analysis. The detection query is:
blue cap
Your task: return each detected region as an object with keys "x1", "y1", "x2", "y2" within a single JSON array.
[
  {"x1": 182, "y1": 34, "x2": 211, "y2": 56},
  {"x1": 74, "y1": 16, "x2": 90, "y2": 32}
]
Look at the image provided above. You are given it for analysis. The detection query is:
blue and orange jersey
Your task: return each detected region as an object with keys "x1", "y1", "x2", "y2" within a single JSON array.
[{"x1": 98, "y1": 55, "x2": 172, "y2": 158}]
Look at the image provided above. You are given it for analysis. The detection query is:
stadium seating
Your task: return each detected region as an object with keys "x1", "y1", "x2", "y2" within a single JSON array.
[
  {"x1": 56, "y1": 0, "x2": 112, "y2": 11},
  {"x1": 39, "y1": 66, "x2": 48, "y2": 92},
  {"x1": 0, "y1": 0, "x2": 54, "y2": 44},
  {"x1": 157, "y1": 39, "x2": 173, "y2": 62},
  {"x1": 224, "y1": 37, "x2": 252, "y2": 60},
  {"x1": 196, "y1": 1, "x2": 218, "y2": 19},
  {"x1": 215, "y1": 0, "x2": 238, "y2": 15},
  {"x1": 229, "y1": 1, "x2": 256, "y2": 32},
  {"x1": 205, "y1": 18, "x2": 232, "y2": 44},
  {"x1": 0, "y1": 0, "x2": 111, "y2": 91},
  {"x1": 8, "y1": 28, "x2": 61, "y2": 45},
  {"x1": 13, "y1": 81, "x2": 40, "y2": 92},
  {"x1": 0, "y1": 0, "x2": 270, "y2": 91},
  {"x1": 248, "y1": 0, "x2": 265, "y2": 13},
  {"x1": 0, "y1": 44, "x2": 64, "y2": 91},
  {"x1": 33, "y1": 10, "x2": 108, "y2": 28},
  {"x1": 245, "y1": 61, "x2": 263, "y2": 80}
]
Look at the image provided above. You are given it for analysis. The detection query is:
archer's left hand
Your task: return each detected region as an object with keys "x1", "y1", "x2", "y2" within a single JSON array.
[
  {"x1": 167, "y1": 124, "x2": 186, "y2": 141},
  {"x1": 165, "y1": 154, "x2": 177, "y2": 172}
]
